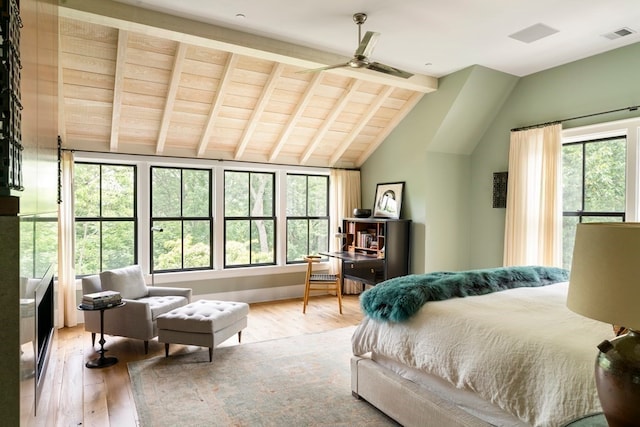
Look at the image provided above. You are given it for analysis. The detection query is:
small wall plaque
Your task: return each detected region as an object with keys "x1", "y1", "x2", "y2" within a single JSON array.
[{"x1": 492, "y1": 172, "x2": 508, "y2": 208}]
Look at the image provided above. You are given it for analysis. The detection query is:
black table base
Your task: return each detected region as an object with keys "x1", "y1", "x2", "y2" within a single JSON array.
[
  {"x1": 79, "y1": 302, "x2": 125, "y2": 369},
  {"x1": 86, "y1": 355, "x2": 118, "y2": 369}
]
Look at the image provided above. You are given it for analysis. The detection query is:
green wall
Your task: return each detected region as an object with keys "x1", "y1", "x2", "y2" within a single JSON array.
[
  {"x1": 363, "y1": 41, "x2": 640, "y2": 273},
  {"x1": 361, "y1": 65, "x2": 517, "y2": 273},
  {"x1": 469, "y1": 41, "x2": 640, "y2": 268}
]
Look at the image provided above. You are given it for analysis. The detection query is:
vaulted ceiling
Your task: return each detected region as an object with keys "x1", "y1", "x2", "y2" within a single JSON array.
[
  {"x1": 58, "y1": 0, "x2": 437, "y2": 168},
  {"x1": 59, "y1": 0, "x2": 640, "y2": 168}
]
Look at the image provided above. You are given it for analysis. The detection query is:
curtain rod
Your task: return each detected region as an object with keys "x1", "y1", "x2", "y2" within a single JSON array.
[
  {"x1": 59, "y1": 148, "x2": 359, "y2": 171},
  {"x1": 510, "y1": 105, "x2": 640, "y2": 132}
]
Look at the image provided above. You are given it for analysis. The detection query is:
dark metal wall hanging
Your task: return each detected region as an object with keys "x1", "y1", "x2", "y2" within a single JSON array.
[
  {"x1": 492, "y1": 172, "x2": 508, "y2": 208},
  {"x1": 0, "y1": 0, "x2": 23, "y2": 195}
]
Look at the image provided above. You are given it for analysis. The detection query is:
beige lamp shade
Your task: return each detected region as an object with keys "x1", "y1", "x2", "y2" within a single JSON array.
[{"x1": 567, "y1": 222, "x2": 640, "y2": 331}]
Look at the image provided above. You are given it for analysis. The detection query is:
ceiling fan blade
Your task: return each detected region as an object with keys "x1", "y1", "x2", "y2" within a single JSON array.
[
  {"x1": 355, "y1": 31, "x2": 379, "y2": 58},
  {"x1": 299, "y1": 15, "x2": 411, "y2": 79},
  {"x1": 296, "y1": 63, "x2": 350, "y2": 74},
  {"x1": 367, "y1": 61, "x2": 414, "y2": 79}
]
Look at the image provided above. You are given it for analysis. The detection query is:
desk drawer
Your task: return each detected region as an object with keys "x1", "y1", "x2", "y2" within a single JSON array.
[{"x1": 343, "y1": 259, "x2": 384, "y2": 284}]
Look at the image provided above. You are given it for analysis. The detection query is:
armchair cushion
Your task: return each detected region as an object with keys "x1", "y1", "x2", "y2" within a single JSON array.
[
  {"x1": 100, "y1": 265, "x2": 148, "y2": 300},
  {"x1": 138, "y1": 295, "x2": 190, "y2": 319},
  {"x1": 148, "y1": 286, "x2": 192, "y2": 301},
  {"x1": 81, "y1": 275, "x2": 101, "y2": 295}
]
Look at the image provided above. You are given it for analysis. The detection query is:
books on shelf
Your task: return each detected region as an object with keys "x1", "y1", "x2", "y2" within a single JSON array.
[
  {"x1": 355, "y1": 231, "x2": 377, "y2": 249},
  {"x1": 81, "y1": 290, "x2": 122, "y2": 309}
]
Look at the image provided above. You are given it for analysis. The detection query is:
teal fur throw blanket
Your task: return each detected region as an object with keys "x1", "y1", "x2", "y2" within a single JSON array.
[{"x1": 360, "y1": 266, "x2": 569, "y2": 323}]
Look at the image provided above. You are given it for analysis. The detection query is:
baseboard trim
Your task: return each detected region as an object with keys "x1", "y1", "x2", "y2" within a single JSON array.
[{"x1": 196, "y1": 284, "x2": 305, "y2": 304}]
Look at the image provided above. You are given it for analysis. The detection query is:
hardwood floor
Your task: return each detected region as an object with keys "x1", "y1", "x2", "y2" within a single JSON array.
[{"x1": 21, "y1": 294, "x2": 363, "y2": 427}]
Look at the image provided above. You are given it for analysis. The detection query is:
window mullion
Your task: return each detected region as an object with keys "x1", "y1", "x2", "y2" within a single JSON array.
[{"x1": 581, "y1": 143, "x2": 586, "y2": 217}]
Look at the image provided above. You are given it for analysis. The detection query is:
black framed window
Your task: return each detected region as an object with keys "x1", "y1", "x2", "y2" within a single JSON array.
[
  {"x1": 74, "y1": 162, "x2": 137, "y2": 275},
  {"x1": 150, "y1": 167, "x2": 213, "y2": 272},
  {"x1": 224, "y1": 170, "x2": 275, "y2": 267},
  {"x1": 286, "y1": 174, "x2": 329, "y2": 263},
  {"x1": 562, "y1": 136, "x2": 626, "y2": 268}
]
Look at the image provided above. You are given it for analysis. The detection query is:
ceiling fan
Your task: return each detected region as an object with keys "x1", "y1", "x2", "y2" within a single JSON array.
[{"x1": 301, "y1": 13, "x2": 414, "y2": 79}]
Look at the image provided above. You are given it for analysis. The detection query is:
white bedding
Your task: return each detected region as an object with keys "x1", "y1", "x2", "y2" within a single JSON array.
[{"x1": 352, "y1": 282, "x2": 611, "y2": 427}]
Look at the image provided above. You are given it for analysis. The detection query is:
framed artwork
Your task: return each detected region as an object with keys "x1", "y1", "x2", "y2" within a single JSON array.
[{"x1": 373, "y1": 182, "x2": 404, "y2": 219}]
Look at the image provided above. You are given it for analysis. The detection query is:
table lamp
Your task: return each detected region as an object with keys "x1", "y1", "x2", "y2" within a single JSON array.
[
  {"x1": 567, "y1": 222, "x2": 640, "y2": 427},
  {"x1": 335, "y1": 226, "x2": 346, "y2": 251}
]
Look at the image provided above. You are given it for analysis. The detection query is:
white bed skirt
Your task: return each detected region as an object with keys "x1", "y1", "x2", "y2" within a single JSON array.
[{"x1": 351, "y1": 355, "x2": 533, "y2": 427}]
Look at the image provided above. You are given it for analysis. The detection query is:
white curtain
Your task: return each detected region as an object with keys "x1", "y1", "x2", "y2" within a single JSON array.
[
  {"x1": 503, "y1": 123, "x2": 563, "y2": 267},
  {"x1": 57, "y1": 150, "x2": 77, "y2": 327},
  {"x1": 329, "y1": 169, "x2": 361, "y2": 294}
]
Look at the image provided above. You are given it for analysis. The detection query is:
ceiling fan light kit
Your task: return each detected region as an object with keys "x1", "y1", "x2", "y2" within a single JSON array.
[{"x1": 301, "y1": 12, "x2": 414, "y2": 79}]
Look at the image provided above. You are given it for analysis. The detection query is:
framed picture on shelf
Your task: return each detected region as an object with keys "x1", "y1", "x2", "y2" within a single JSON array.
[{"x1": 373, "y1": 182, "x2": 404, "y2": 219}]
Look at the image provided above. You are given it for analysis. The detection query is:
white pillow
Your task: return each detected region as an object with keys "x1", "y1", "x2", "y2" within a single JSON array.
[{"x1": 100, "y1": 265, "x2": 148, "y2": 300}]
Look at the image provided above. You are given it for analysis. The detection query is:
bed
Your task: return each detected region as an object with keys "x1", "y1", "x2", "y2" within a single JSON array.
[{"x1": 350, "y1": 268, "x2": 612, "y2": 427}]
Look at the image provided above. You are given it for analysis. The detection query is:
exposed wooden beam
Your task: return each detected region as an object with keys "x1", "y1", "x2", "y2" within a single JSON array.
[
  {"x1": 269, "y1": 73, "x2": 323, "y2": 162},
  {"x1": 355, "y1": 91, "x2": 425, "y2": 167},
  {"x1": 329, "y1": 86, "x2": 394, "y2": 166},
  {"x1": 156, "y1": 42, "x2": 187, "y2": 155},
  {"x1": 110, "y1": 29, "x2": 128, "y2": 152},
  {"x1": 300, "y1": 80, "x2": 362, "y2": 165},
  {"x1": 234, "y1": 63, "x2": 285, "y2": 160},
  {"x1": 59, "y1": 0, "x2": 437, "y2": 93},
  {"x1": 197, "y1": 53, "x2": 238, "y2": 157},
  {"x1": 57, "y1": 32, "x2": 68, "y2": 144}
]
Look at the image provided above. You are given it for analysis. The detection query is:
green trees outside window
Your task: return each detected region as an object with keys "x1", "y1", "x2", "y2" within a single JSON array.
[
  {"x1": 562, "y1": 137, "x2": 626, "y2": 269},
  {"x1": 74, "y1": 158, "x2": 330, "y2": 276},
  {"x1": 74, "y1": 163, "x2": 137, "y2": 275},
  {"x1": 224, "y1": 171, "x2": 275, "y2": 267},
  {"x1": 151, "y1": 167, "x2": 212, "y2": 272},
  {"x1": 286, "y1": 174, "x2": 329, "y2": 262}
]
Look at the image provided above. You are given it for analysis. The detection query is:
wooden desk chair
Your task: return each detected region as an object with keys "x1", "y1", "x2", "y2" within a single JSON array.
[{"x1": 302, "y1": 255, "x2": 342, "y2": 314}]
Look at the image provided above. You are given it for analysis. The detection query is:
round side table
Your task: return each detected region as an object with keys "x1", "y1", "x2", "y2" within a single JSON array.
[
  {"x1": 563, "y1": 413, "x2": 606, "y2": 427},
  {"x1": 78, "y1": 302, "x2": 126, "y2": 368}
]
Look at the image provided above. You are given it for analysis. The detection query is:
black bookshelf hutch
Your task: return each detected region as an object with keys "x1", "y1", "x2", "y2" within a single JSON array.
[{"x1": 323, "y1": 217, "x2": 411, "y2": 290}]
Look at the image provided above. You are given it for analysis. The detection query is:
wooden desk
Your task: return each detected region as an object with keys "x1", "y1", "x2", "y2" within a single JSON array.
[
  {"x1": 334, "y1": 218, "x2": 410, "y2": 291},
  {"x1": 321, "y1": 251, "x2": 385, "y2": 292},
  {"x1": 321, "y1": 251, "x2": 380, "y2": 263}
]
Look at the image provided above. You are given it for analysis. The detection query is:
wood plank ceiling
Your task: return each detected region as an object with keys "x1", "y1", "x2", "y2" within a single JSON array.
[{"x1": 58, "y1": 3, "x2": 437, "y2": 169}]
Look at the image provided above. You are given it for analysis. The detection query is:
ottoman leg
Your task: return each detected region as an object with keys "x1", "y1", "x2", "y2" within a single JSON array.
[
  {"x1": 164, "y1": 343, "x2": 170, "y2": 358},
  {"x1": 209, "y1": 347, "x2": 213, "y2": 363},
  {"x1": 238, "y1": 330, "x2": 242, "y2": 343}
]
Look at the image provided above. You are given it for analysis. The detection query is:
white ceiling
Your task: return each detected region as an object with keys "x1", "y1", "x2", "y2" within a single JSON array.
[{"x1": 113, "y1": 0, "x2": 640, "y2": 78}]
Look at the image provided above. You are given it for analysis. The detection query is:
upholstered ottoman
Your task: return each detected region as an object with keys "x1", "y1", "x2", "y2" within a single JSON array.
[{"x1": 157, "y1": 300, "x2": 249, "y2": 362}]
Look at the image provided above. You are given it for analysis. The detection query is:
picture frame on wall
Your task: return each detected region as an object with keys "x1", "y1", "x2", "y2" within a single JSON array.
[{"x1": 373, "y1": 182, "x2": 404, "y2": 219}]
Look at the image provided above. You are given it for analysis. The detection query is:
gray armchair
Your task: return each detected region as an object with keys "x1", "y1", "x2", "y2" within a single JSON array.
[{"x1": 81, "y1": 265, "x2": 191, "y2": 354}]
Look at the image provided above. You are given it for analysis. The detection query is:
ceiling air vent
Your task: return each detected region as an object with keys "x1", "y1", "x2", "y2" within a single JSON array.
[
  {"x1": 509, "y1": 23, "x2": 559, "y2": 43},
  {"x1": 603, "y1": 27, "x2": 636, "y2": 40}
]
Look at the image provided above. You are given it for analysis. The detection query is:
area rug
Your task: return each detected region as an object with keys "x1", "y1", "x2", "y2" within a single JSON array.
[{"x1": 128, "y1": 327, "x2": 398, "y2": 427}]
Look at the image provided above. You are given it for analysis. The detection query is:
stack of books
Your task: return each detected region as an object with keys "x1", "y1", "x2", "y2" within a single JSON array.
[{"x1": 81, "y1": 290, "x2": 122, "y2": 309}]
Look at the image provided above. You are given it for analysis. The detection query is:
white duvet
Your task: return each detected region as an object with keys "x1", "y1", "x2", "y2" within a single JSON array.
[{"x1": 352, "y1": 282, "x2": 611, "y2": 427}]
